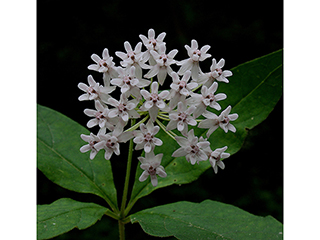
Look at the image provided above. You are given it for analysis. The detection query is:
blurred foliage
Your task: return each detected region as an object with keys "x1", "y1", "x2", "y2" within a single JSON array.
[{"x1": 37, "y1": 0, "x2": 282, "y2": 239}]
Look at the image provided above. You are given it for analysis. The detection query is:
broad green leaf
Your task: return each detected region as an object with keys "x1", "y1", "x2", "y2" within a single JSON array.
[
  {"x1": 37, "y1": 198, "x2": 107, "y2": 240},
  {"x1": 37, "y1": 104, "x2": 118, "y2": 211},
  {"x1": 127, "y1": 50, "x2": 283, "y2": 212},
  {"x1": 130, "y1": 200, "x2": 283, "y2": 239}
]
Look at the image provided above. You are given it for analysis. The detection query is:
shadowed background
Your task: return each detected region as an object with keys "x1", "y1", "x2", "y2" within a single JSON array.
[{"x1": 37, "y1": 0, "x2": 283, "y2": 239}]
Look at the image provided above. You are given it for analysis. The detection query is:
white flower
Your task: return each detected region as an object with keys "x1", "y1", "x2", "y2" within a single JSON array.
[
  {"x1": 198, "y1": 58, "x2": 233, "y2": 86},
  {"x1": 218, "y1": 105, "x2": 238, "y2": 133},
  {"x1": 198, "y1": 105, "x2": 238, "y2": 137},
  {"x1": 87, "y1": 48, "x2": 119, "y2": 86},
  {"x1": 83, "y1": 100, "x2": 118, "y2": 131},
  {"x1": 133, "y1": 119, "x2": 163, "y2": 153},
  {"x1": 110, "y1": 66, "x2": 150, "y2": 99},
  {"x1": 198, "y1": 111, "x2": 219, "y2": 138},
  {"x1": 166, "y1": 101, "x2": 197, "y2": 136},
  {"x1": 144, "y1": 44, "x2": 178, "y2": 85},
  {"x1": 115, "y1": 41, "x2": 148, "y2": 79},
  {"x1": 107, "y1": 94, "x2": 140, "y2": 122},
  {"x1": 172, "y1": 129, "x2": 210, "y2": 165},
  {"x1": 140, "y1": 82, "x2": 170, "y2": 122},
  {"x1": 188, "y1": 82, "x2": 227, "y2": 118},
  {"x1": 78, "y1": 75, "x2": 116, "y2": 103},
  {"x1": 95, "y1": 124, "x2": 134, "y2": 160},
  {"x1": 138, "y1": 151, "x2": 167, "y2": 187},
  {"x1": 80, "y1": 133, "x2": 103, "y2": 160},
  {"x1": 139, "y1": 28, "x2": 166, "y2": 65},
  {"x1": 169, "y1": 71, "x2": 198, "y2": 109},
  {"x1": 177, "y1": 39, "x2": 211, "y2": 80},
  {"x1": 208, "y1": 146, "x2": 230, "y2": 174}
]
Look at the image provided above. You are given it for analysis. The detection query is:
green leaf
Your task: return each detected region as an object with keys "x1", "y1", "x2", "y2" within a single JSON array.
[
  {"x1": 131, "y1": 200, "x2": 283, "y2": 239},
  {"x1": 127, "y1": 50, "x2": 283, "y2": 212},
  {"x1": 37, "y1": 198, "x2": 108, "y2": 240},
  {"x1": 37, "y1": 104, "x2": 118, "y2": 211}
]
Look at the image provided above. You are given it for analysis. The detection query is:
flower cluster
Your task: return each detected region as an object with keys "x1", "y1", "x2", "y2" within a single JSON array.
[{"x1": 78, "y1": 29, "x2": 238, "y2": 186}]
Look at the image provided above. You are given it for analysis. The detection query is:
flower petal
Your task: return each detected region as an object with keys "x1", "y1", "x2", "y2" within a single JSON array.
[
  {"x1": 80, "y1": 144, "x2": 91, "y2": 153},
  {"x1": 153, "y1": 138, "x2": 163, "y2": 146},
  {"x1": 144, "y1": 142, "x2": 152, "y2": 153},
  {"x1": 151, "y1": 81, "x2": 159, "y2": 93},
  {"x1": 149, "y1": 106, "x2": 159, "y2": 122},
  {"x1": 139, "y1": 171, "x2": 149, "y2": 182},
  {"x1": 177, "y1": 120, "x2": 185, "y2": 131},
  {"x1": 175, "y1": 136, "x2": 189, "y2": 147},
  {"x1": 150, "y1": 175, "x2": 158, "y2": 187},
  {"x1": 172, "y1": 147, "x2": 187, "y2": 157},
  {"x1": 87, "y1": 119, "x2": 98, "y2": 128},
  {"x1": 156, "y1": 166, "x2": 167, "y2": 178},
  {"x1": 157, "y1": 67, "x2": 167, "y2": 85}
]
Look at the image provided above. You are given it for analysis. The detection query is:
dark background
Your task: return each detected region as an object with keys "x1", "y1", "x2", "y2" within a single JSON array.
[{"x1": 37, "y1": 0, "x2": 283, "y2": 239}]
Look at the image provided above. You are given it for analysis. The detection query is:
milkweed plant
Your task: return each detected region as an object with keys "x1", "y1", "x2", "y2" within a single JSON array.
[{"x1": 37, "y1": 29, "x2": 283, "y2": 240}]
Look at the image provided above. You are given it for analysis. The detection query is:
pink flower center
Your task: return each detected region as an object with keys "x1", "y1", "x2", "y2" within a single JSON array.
[
  {"x1": 159, "y1": 54, "x2": 167, "y2": 64},
  {"x1": 220, "y1": 117, "x2": 229, "y2": 124},
  {"x1": 215, "y1": 68, "x2": 223, "y2": 75},
  {"x1": 87, "y1": 87, "x2": 97, "y2": 96},
  {"x1": 206, "y1": 93, "x2": 215, "y2": 102},
  {"x1": 193, "y1": 50, "x2": 201, "y2": 56},
  {"x1": 144, "y1": 133, "x2": 153, "y2": 142},
  {"x1": 179, "y1": 81, "x2": 187, "y2": 89},
  {"x1": 99, "y1": 60, "x2": 108, "y2": 68},
  {"x1": 89, "y1": 141, "x2": 98, "y2": 149},
  {"x1": 211, "y1": 154, "x2": 221, "y2": 161},
  {"x1": 127, "y1": 51, "x2": 135, "y2": 61},
  {"x1": 150, "y1": 93, "x2": 159, "y2": 103},
  {"x1": 190, "y1": 145, "x2": 200, "y2": 154},
  {"x1": 148, "y1": 166, "x2": 156, "y2": 175},
  {"x1": 149, "y1": 39, "x2": 157, "y2": 48},
  {"x1": 118, "y1": 103, "x2": 127, "y2": 112},
  {"x1": 123, "y1": 76, "x2": 132, "y2": 85},
  {"x1": 178, "y1": 112, "x2": 187, "y2": 121},
  {"x1": 106, "y1": 139, "x2": 116, "y2": 148},
  {"x1": 95, "y1": 111, "x2": 105, "y2": 119}
]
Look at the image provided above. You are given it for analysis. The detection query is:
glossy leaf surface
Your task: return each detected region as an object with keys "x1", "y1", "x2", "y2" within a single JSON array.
[
  {"x1": 37, "y1": 104, "x2": 118, "y2": 211},
  {"x1": 131, "y1": 200, "x2": 283, "y2": 239},
  {"x1": 37, "y1": 198, "x2": 107, "y2": 240}
]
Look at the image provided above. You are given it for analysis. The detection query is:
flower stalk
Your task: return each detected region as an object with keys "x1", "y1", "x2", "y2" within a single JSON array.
[{"x1": 119, "y1": 119, "x2": 136, "y2": 239}]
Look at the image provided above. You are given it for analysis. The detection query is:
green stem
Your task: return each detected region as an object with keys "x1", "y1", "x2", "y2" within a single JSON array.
[
  {"x1": 158, "y1": 112, "x2": 170, "y2": 117},
  {"x1": 192, "y1": 83, "x2": 203, "y2": 93},
  {"x1": 157, "y1": 115, "x2": 170, "y2": 121},
  {"x1": 120, "y1": 130, "x2": 134, "y2": 212},
  {"x1": 124, "y1": 198, "x2": 138, "y2": 217},
  {"x1": 118, "y1": 220, "x2": 125, "y2": 240},
  {"x1": 119, "y1": 119, "x2": 136, "y2": 239},
  {"x1": 124, "y1": 116, "x2": 148, "y2": 132},
  {"x1": 155, "y1": 118, "x2": 176, "y2": 140},
  {"x1": 105, "y1": 209, "x2": 120, "y2": 220}
]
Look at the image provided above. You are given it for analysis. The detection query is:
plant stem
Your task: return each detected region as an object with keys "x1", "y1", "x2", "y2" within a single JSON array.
[
  {"x1": 192, "y1": 83, "x2": 203, "y2": 93},
  {"x1": 124, "y1": 116, "x2": 148, "y2": 132},
  {"x1": 155, "y1": 118, "x2": 176, "y2": 140},
  {"x1": 105, "y1": 209, "x2": 120, "y2": 220},
  {"x1": 118, "y1": 220, "x2": 125, "y2": 240},
  {"x1": 120, "y1": 132, "x2": 134, "y2": 212},
  {"x1": 157, "y1": 115, "x2": 170, "y2": 121},
  {"x1": 119, "y1": 119, "x2": 136, "y2": 239}
]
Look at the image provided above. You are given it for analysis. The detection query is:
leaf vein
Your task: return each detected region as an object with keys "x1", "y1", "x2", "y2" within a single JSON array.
[
  {"x1": 38, "y1": 111, "x2": 55, "y2": 147},
  {"x1": 37, "y1": 137, "x2": 116, "y2": 210},
  {"x1": 37, "y1": 205, "x2": 104, "y2": 223},
  {"x1": 232, "y1": 64, "x2": 282, "y2": 110}
]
